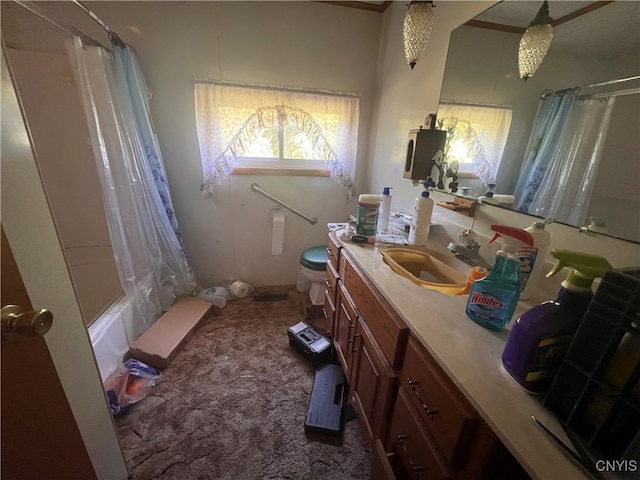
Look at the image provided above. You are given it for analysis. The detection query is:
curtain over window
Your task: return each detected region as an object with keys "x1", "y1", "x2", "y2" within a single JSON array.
[
  {"x1": 437, "y1": 103, "x2": 512, "y2": 184},
  {"x1": 194, "y1": 82, "x2": 359, "y2": 199}
]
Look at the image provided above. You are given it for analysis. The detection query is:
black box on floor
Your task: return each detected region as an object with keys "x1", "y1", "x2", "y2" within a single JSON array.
[
  {"x1": 305, "y1": 364, "x2": 346, "y2": 435},
  {"x1": 287, "y1": 321, "x2": 332, "y2": 366}
]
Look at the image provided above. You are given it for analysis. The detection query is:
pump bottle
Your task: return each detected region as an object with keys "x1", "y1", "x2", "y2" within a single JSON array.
[
  {"x1": 465, "y1": 225, "x2": 533, "y2": 331},
  {"x1": 518, "y1": 221, "x2": 551, "y2": 300},
  {"x1": 502, "y1": 250, "x2": 612, "y2": 394},
  {"x1": 378, "y1": 187, "x2": 393, "y2": 232},
  {"x1": 408, "y1": 182, "x2": 434, "y2": 246}
]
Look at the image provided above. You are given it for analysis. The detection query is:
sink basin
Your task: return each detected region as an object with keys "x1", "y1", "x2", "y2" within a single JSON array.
[{"x1": 381, "y1": 247, "x2": 468, "y2": 295}]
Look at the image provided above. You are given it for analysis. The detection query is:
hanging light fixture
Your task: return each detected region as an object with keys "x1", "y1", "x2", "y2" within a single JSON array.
[
  {"x1": 403, "y1": 1, "x2": 435, "y2": 70},
  {"x1": 518, "y1": 1, "x2": 554, "y2": 81}
]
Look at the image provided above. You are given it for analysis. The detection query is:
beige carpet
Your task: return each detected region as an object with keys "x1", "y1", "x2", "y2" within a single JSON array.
[{"x1": 115, "y1": 286, "x2": 372, "y2": 480}]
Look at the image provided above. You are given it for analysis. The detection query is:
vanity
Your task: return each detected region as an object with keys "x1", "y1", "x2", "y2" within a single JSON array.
[{"x1": 324, "y1": 228, "x2": 590, "y2": 480}]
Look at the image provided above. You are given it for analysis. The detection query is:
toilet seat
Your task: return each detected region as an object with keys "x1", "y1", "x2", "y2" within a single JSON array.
[{"x1": 299, "y1": 246, "x2": 327, "y2": 271}]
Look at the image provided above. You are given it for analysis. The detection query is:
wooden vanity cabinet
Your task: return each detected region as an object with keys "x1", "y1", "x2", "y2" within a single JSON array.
[
  {"x1": 323, "y1": 232, "x2": 341, "y2": 332},
  {"x1": 324, "y1": 235, "x2": 532, "y2": 480},
  {"x1": 385, "y1": 335, "x2": 530, "y2": 480},
  {"x1": 330, "y1": 249, "x2": 408, "y2": 445},
  {"x1": 323, "y1": 261, "x2": 339, "y2": 324},
  {"x1": 334, "y1": 283, "x2": 357, "y2": 380},
  {"x1": 401, "y1": 336, "x2": 478, "y2": 469},
  {"x1": 351, "y1": 315, "x2": 397, "y2": 442}
]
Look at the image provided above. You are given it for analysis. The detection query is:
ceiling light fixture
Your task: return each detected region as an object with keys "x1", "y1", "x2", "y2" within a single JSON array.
[
  {"x1": 403, "y1": 1, "x2": 434, "y2": 70},
  {"x1": 518, "y1": 1, "x2": 554, "y2": 81}
]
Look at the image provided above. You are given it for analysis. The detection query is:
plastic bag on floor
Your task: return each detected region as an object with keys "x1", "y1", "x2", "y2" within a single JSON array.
[{"x1": 104, "y1": 358, "x2": 160, "y2": 415}]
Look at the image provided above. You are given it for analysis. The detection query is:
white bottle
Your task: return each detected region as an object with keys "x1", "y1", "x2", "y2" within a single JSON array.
[
  {"x1": 518, "y1": 221, "x2": 551, "y2": 300},
  {"x1": 408, "y1": 185, "x2": 433, "y2": 246},
  {"x1": 378, "y1": 187, "x2": 393, "y2": 232}
]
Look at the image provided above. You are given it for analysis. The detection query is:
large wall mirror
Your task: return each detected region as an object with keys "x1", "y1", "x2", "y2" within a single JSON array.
[{"x1": 437, "y1": 1, "x2": 639, "y2": 243}]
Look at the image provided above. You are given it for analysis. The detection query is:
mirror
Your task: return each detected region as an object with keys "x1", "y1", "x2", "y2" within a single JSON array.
[{"x1": 437, "y1": 1, "x2": 640, "y2": 243}]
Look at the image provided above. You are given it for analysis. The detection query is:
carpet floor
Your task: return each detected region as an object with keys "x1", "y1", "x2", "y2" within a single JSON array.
[{"x1": 115, "y1": 286, "x2": 372, "y2": 480}]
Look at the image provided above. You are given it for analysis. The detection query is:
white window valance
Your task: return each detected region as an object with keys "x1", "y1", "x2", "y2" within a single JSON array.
[
  {"x1": 437, "y1": 103, "x2": 512, "y2": 184},
  {"x1": 194, "y1": 82, "x2": 359, "y2": 199}
]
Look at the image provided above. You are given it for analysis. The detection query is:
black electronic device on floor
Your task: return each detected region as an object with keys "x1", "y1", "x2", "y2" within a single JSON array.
[
  {"x1": 287, "y1": 321, "x2": 332, "y2": 366},
  {"x1": 305, "y1": 364, "x2": 346, "y2": 435}
]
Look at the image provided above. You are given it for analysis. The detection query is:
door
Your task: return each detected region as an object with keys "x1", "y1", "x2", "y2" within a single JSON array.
[
  {"x1": 1, "y1": 46, "x2": 127, "y2": 479},
  {"x1": 1, "y1": 227, "x2": 96, "y2": 479}
]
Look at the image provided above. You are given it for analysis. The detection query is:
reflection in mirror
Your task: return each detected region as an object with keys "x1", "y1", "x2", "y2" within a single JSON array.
[{"x1": 437, "y1": 1, "x2": 640, "y2": 243}]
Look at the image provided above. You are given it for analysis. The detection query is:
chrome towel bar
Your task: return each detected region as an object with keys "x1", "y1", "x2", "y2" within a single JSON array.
[{"x1": 250, "y1": 183, "x2": 318, "y2": 225}]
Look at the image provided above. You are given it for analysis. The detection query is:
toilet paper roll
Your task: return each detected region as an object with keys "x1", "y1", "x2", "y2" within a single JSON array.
[
  {"x1": 229, "y1": 280, "x2": 251, "y2": 298},
  {"x1": 271, "y1": 212, "x2": 286, "y2": 255}
]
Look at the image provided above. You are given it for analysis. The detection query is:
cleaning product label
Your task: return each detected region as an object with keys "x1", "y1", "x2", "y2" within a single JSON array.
[
  {"x1": 518, "y1": 247, "x2": 539, "y2": 289},
  {"x1": 524, "y1": 334, "x2": 574, "y2": 382},
  {"x1": 466, "y1": 286, "x2": 515, "y2": 327},
  {"x1": 356, "y1": 195, "x2": 379, "y2": 237}
]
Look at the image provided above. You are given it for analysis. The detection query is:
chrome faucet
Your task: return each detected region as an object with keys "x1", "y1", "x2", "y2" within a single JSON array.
[{"x1": 447, "y1": 229, "x2": 493, "y2": 270}]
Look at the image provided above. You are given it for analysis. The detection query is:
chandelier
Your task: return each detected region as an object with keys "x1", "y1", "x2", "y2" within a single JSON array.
[
  {"x1": 403, "y1": 1, "x2": 434, "y2": 70},
  {"x1": 518, "y1": 1, "x2": 554, "y2": 81}
]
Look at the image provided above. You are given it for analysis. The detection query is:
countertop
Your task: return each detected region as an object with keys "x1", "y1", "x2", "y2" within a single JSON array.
[{"x1": 332, "y1": 227, "x2": 590, "y2": 480}]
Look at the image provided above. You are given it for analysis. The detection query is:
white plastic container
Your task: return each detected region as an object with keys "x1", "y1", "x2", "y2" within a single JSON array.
[
  {"x1": 408, "y1": 187, "x2": 433, "y2": 246},
  {"x1": 518, "y1": 221, "x2": 551, "y2": 300},
  {"x1": 356, "y1": 194, "x2": 380, "y2": 237},
  {"x1": 197, "y1": 286, "x2": 229, "y2": 308},
  {"x1": 378, "y1": 187, "x2": 393, "y2": 232}
]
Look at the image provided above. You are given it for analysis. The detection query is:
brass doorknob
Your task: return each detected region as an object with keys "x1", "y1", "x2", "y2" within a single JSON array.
[{"x1": 1, "y1": 305, "x2": 53, "y2": 341}]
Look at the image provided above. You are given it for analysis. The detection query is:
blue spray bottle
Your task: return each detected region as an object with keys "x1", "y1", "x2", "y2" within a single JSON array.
[{"x1": 465, "y1": 225, "x2": 533, "y2": 331}]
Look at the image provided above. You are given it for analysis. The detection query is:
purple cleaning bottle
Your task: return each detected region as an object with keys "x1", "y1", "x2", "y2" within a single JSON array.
[{"x1": 501, "y1": 249, "x2": 612, "y2": 394}]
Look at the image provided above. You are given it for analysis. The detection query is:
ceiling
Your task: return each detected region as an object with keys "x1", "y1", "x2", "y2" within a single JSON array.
[{"x1": 473, "y1": 1, "x2": 640, "y2": 59}]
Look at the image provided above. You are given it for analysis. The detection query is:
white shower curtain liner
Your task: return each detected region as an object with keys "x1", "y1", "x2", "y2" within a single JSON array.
[{"x1": 66, "y1": 36, "x2": 197, "y2": 342}]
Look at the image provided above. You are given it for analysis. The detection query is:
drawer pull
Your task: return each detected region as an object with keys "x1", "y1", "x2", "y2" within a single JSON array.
[
  {"x1": 322, "y1": 308, "x2": 329, "y2": 319},
  {"x1": 327, "y1": 248, "x2": 334, "y2": 256},
  {"x1": 347, "y1": 325, "x2": 356, "y2": 343},
  {"x1": 396, "y1": 434, "x2": 423, "y2": 474},
  {"x1": 351, "y1": 333, "x2": 360, "y2": 352},
  {"x1": 406, "y1": 377, "x2": 438, "y2": 419},
  {"x1": 324, "y1": 279, "x2": 331, "y2": 288}
]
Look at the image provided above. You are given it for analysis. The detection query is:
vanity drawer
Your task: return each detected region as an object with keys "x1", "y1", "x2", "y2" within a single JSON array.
[
  {"x1": 327, "y1": 233, "x2": 341, "y2": 272},
  {"x1": 387, "y1": 386, "x2": 456, "y2": 480},
  {"x1": 401, "y1": 336, "x2": 478, "y2": 469},
  {"x1": 343, "y1": 258, "x2": 408, "y2": 368},
  {"x1": 371, "y1": 439, "x2": 400, "y2": 480},
  {"x1": 325, "y1": 261, "x2": 339, "y2": 305}
]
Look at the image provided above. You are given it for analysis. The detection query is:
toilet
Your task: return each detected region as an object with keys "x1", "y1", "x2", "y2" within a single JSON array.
[{"x1": 296, "y1": 245, "x2": 328, "y2": 305}]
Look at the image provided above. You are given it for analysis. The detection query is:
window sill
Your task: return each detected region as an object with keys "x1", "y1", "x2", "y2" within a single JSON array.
[
  {"x1": 457, "y1": 171, "x2": 479, "y2": 179},
  {"x1": 232, "y1": 167, "x2": 330, "y2": 177}
]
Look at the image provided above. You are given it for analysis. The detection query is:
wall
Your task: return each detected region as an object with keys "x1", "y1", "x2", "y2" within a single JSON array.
[
  {"x1": 4, "y1": 47, "x2": 122, "y2": 325},
  {"x1": 2, "y1": 1, "x2": 381, "y2": 288},
  {"x1": 92, "y1": 0, "x2": 383, "y2": 288}
]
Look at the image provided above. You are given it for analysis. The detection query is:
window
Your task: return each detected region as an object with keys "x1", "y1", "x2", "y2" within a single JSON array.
[
  {"x1": 437, "y1": 103, "x2": 512, "y2": 183},
  {"x1": 194, "y1": 82, "x2": 359, "y2": 199}
]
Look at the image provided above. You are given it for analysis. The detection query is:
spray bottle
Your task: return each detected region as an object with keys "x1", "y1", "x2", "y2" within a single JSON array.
[
  {"x1": 502, "y1": 249, "x2": 612, "y2": 394},
  {"x1": 465, "y1": 225, "x2": 533, "y2": 331},
  {"x1": 518, "y1": 220, "x2": 552, "y2": 300}
]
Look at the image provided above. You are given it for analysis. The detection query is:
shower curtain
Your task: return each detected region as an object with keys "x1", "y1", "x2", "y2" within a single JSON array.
[
  {"x1": 66, "y1": 36, "x2": 197, "y2": 342},
  {"x1": 513, "y1": 92, "x2": 615, "y2": 227}
]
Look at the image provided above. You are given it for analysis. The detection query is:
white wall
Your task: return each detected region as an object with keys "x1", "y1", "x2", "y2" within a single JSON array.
[
  {"x1": 3, "y1": 0, "x2": 638, "y2": 292},
  {"x1": 2, "y1": 1, "x2": 382, "y2": 288},
  {"x1": 92, "y1": 1, "x2": 383, "y2": 288}
]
